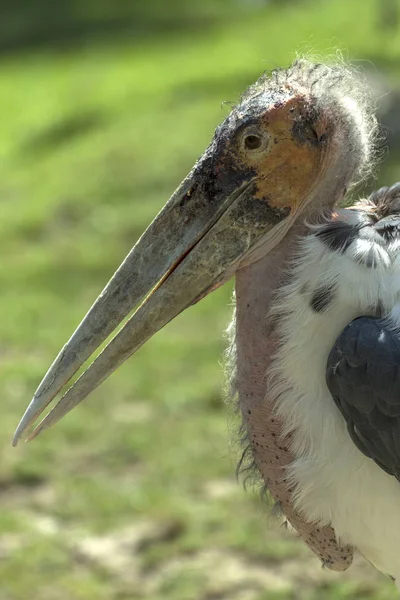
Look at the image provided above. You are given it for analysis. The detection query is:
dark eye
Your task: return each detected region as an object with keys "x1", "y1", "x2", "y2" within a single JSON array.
[
  {"x1": 241, "y1": 127, "x2": 269, "y2": 154},
  {"x1": 244, "y1": 134, "x2": 262, "y2": 150}
]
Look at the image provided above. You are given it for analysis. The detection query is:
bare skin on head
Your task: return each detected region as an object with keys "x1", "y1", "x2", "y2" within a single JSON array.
[{"x1": 14, "y1": 61, "x2": 376, "y2": 573}]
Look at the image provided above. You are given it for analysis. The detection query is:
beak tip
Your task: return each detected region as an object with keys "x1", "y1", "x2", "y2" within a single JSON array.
[
  {"x1": 13, "y1": 393, "x2": 48, "y2": 447},
  {"x1": 13, "y1": 412, "x2": 34, "y2": 447},
  {"x1": 12, "y1": 429, "x2": 23, "y2": 447},
  {"x1": 12, "y1": 424, "x2": 42, "y2": 446},
  {"x1": 26, "y1": 420, "x2": 48, "y2": 441}
]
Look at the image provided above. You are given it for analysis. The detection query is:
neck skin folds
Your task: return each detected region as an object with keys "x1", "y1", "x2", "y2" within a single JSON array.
[{"x1": 234, "y1": 216, "x2": 353, "y2": 571}]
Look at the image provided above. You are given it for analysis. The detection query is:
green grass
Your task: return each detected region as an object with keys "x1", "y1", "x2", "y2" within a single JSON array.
[{"x1": 1, "y1": 0, "x2": 400, "y2": 598}]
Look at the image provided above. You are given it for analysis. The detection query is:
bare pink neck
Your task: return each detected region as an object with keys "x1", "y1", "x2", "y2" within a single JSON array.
[{"x1": 234, "y1": 222, "x2": 353, "y2": 571}]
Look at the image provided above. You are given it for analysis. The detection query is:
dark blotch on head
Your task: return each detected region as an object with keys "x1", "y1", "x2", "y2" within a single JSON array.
[
  {"x1": 310, "y1": 283, "x2": 337, "y2": 313},
  {"x1": 316, "y1": 221, "x2": 358, "y2": 253},
  {"x1": 291, "y1": 102, "x2": 324, "y2": 148}
]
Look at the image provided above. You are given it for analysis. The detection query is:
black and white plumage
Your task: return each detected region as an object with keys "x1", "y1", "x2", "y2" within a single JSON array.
[
  {"x1": 327, "y1": 316, "x2": 400, "y2": 481},
  {"x1": 322, "y1": 187, "x2": 400, "y2": 486},
  {"x1": 270, "y1": 183, "x2": 400, "y2": 585}
]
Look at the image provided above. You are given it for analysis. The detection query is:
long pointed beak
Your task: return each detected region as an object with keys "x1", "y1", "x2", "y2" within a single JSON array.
[
  {"x1": 14, "y1": 171, "x2": 287, "y2": 444},
  {"x1": 14, "y1": 60, "x2": 372, "y2": 444}
]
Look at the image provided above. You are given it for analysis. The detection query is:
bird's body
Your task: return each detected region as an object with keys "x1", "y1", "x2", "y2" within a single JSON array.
[
  {"x1": 16, "y1": 59, "x2": 400, "y2": 590},
  {"x1": 266, "y1": 194, "x2": 400, "y2": 582}
]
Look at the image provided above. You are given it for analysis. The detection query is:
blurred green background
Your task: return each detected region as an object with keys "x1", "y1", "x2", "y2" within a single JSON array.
[{"x1": 1, "y1": 0, "x2": 400, "y2": 598}]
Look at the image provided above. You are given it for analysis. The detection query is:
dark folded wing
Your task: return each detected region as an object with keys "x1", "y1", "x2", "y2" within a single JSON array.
[{"x1": 326, "y1": 316, "x2": 400, "y2": 481}]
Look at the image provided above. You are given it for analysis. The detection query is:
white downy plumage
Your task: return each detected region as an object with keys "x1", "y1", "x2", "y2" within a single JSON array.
[{"x1": 270, "y1": 206, "x2": 400, "y2": 583}]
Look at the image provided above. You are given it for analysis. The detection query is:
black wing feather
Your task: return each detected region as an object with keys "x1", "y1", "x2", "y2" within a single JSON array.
[{"x1": 326, "y1": 317, "x2": 400, "y2": 481}]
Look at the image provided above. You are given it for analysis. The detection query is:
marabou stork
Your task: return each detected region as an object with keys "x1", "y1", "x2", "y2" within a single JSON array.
[{"x1": 14, "y1": 60, "x2": 400, "y2": 587}]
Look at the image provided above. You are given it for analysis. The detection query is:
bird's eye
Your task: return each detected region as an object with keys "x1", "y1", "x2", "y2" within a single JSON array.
[
  {"x1": 244, "y1": 134, "x2": 262, "y2": 150},
  {"x1": 241, "y1": 127, "x2": 269, "y2": 154}
]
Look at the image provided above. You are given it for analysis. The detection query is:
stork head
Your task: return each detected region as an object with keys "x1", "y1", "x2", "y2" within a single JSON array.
[{"x1": 14, "y1": 60, "x2": 377, "y2": 444}]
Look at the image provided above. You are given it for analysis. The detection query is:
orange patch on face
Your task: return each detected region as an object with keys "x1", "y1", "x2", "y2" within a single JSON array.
[{"x1": 251, "y1": 96, "x2": 328, "y2": 211}]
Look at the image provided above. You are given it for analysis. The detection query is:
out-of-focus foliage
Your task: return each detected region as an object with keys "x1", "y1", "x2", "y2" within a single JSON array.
[
  {"x1": 1, "y1": 0, "x2": 400, "y2": 598},
  {"x1": 1, "y1": 0, "x2": 261, "y2": 52}
]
